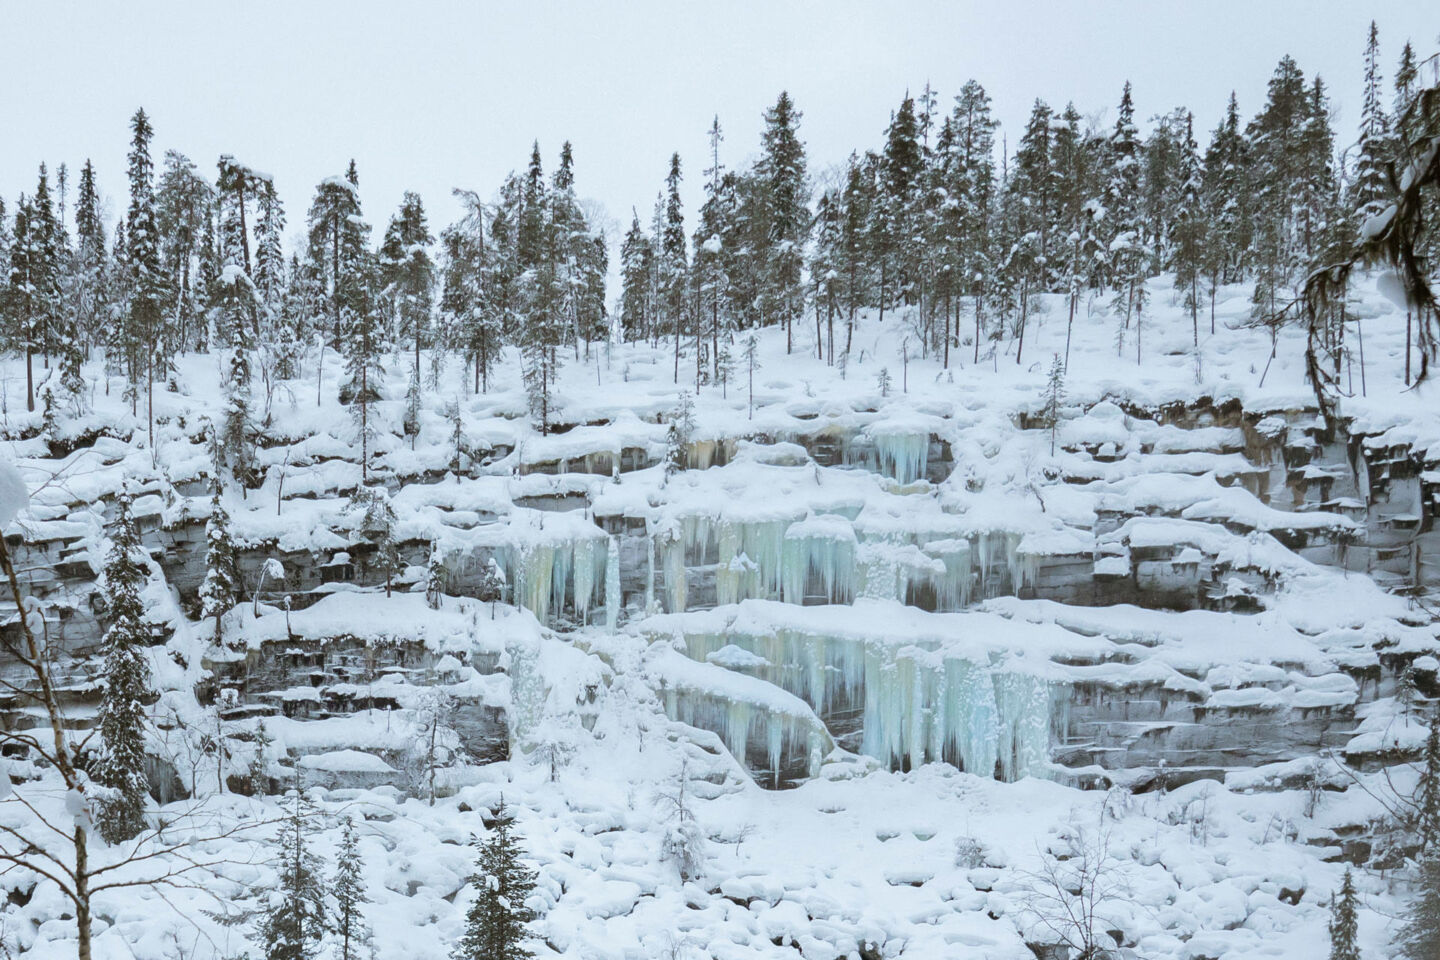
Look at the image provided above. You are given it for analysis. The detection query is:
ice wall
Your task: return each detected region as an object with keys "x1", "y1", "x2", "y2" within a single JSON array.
[{"x1": 671, "y1": 614, "x2": 1060, "y2": 781}]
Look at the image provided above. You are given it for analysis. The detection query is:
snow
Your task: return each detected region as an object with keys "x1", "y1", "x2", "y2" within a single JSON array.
[{"x1": 1, "y1": 269, "x2": 1437, "y2": 960}]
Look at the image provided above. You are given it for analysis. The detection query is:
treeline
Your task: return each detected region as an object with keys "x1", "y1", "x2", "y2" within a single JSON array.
[{"x1": 0, "y1": 23, "x2": 1435, "y2": 451}]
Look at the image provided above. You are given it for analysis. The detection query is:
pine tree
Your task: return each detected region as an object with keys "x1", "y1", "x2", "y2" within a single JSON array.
[
  {"x1": 259, "y1": 791, "x2": 326, "y2": 960},
  {"x1": 478, "y1": 557, "x2": 505, "y2": 619},
  {"x1": 664, "y1": 391, "x2": 695, "y2": 477},
  {"x1": 757, "y1": 92, "x2": 808, "y2": 350},
  {"x1": 198, "y1": 490, "x2": 240, "y2": 643},
  {"x1": 452, "y1": 800, "x2": 539, "y2": 960},
  {"x1": 425, "y1": 541, "x2": 448, "y2": 610},
  {"x1": 1399, "y1": 856, "x2": 1440, "y2": 960},
  {"x1": 1043, "y1": 354, "x2": 1066, "y2": 456},
  {"x1": 253, "y1": 176, "x2": 286, "y2": 315},
  {"x1": 1417, "y1": 711, "x2": 1440, "y2": 853},
  {"x1": 124, "y1": 109, "x2": 168, "y2": 434},
  {"x1": 1170, "y1": 111, "x2": 1208, "y2": 346},
  {"x1": 742, "y1": 334, "x2": 759, "y2": 420},
  {"x1": 380, "y1": 191, "x2": 435, "y2": 376},
  {"x1": 306, "y1": 164, "x2": 368, "y2": 341},
  {"x1": 877, "y1": 367, "x2": 893, "y2": 398},
  {"x1": 93, "y1": 491, "x2": 157, "y2": 844},
  {"x1": 1328, "y1": 868, "x2": 1360, "y2": 960},
  {"x1": 442, "y1": 190, "x2": 501, "y2": 392},
  {"x1": 660, "y1": 152, "x2": 688, "y2": 381},
  {"x1": 1107, "y1": 82, "x2": 1147, "y2": 346},
  {"x1": 354, "y1": 486, "x2": 402, "y2": 597},
  {"x1": 1352, "y1": 21, "x2": 1392, "y2": 228},
  {"x1": 156, "y1": 151, "x2": 215, "y2": 356},
  {"x1": 73, "y1": 159, "x2": 109, "y2": 343},
  {"x1": 619, "y1": 209, "x2": 653, "y2": 343},
  {"x1": 517, "y1": 144, "x2": 562, "y2": 433},
  {"x1": 331, "y1": 817, "x2": 371, "y2": 960}
]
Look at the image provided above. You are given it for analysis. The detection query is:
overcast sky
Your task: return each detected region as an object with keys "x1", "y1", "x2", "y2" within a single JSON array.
[{"x1": 3, "y1": 2, "x2": 1437, "y2": 255}]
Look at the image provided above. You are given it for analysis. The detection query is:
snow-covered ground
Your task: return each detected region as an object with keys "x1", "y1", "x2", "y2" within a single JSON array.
[{"x1": 3, "y1": 274, "x2": 1439, "y2": 959}]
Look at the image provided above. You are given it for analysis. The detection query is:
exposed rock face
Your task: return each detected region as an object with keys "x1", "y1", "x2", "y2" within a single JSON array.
[{"x1": 2, "y1": 396, "x2": 1436, "y2": 795}]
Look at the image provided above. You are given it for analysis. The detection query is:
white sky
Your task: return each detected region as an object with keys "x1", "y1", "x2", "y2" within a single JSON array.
[{"x1": 3, "y1": 1, "x2": 1437, "y2": 254}]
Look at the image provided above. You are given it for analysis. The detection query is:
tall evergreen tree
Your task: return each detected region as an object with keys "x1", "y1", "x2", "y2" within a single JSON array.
[
  {"x1": 155, "y1": 151, "x2": 214, "y2": 357},
  {"x1": 1328, "y1": 868, "x2": 1359, "y2": 960},
  {"x1": 380, "y1": 190, "x2": 435, "y2": 376},
  {"x1": 93, "y1": 491, "x2": 156, "y2": 845},
  {"x1": 1169, "y1": 111, "x2": 1208, "y2": 345},
  {"x1": 259, "y1": 791, "x2": 326, "y2": 960},
  {"x1": 198, "y1": 490, "x2": 240, "y2": 643},
  {"x1": 124, "y1": 108, "x2": 168, "y2": 428},
  {"x1": 757, "y1": 92, "x2": 808, "y2": 350},
  {"x1": 620, "y1": 210, "x2": 654, "y2": 343},
  {"x1": 331, "y1": 817, "x2": 371, "y2": 960},
  {"x1": 452, "y1": 800, "x2": 538, "y2": 960},
  {"x1": 1352, "y1": 21, "x2": 1393, "y2": 227},
  {"x1": 1398, "y1": 856, "x2": 1440, "y2": 960},
  {"x1": 660, "y1": 152, "x2": 688, "y2": 381},
  {"x1": 1107, "y1": 82, "x2": 1147, "y2": 353}
]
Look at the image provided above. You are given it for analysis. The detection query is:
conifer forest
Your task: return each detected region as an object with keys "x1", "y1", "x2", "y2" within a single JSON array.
[{"x1": 3, "y1": 6, "x2": 1440, "y2": 959}]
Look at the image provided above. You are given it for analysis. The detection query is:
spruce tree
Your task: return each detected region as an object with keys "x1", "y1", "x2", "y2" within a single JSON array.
[
  {"x1": 757, "y1": 92, "x2": 808, "y2": 350},
  {"x1": 619, "y1": 210, "x2": 653, "y2": 342},
  {"x1": 1169, "y1": 111, "x2": 1208, "y2": 346},
  {"x1": 517, "y1": 144, "x2": 562, "y2": 433},
  {"x1": 1399, "y1": 856, "x2": 1440, "y2": 960},
  {"x1": 660, "y1": 152, "x2": 688, "y2": 381},
  {"x1": 259, "y1": 790, "x2": 326, "y2": 960},
  {"x1": 1043, "y1": 354, "x2": 1066, "y2": 456},
  {"x1": 1417, "y1": 711, "x2": 1440, "y2": 853},
  {"x1": 1352, "y1": 21, "x2": 1392, "y2": 227},
  {"x1": 355, "y1": 487, "x2": 401, "y2": 596},
  {"x1": 73, "y1": 159, "x2": 109, "y2": 342},
  {"x1": 331, "y1": 817, "x2": 371, "y2": 960},
  {"x1": 253, "y1": 176, "x2": 287, "y2": 325},
  {"x1": 664, "y1": 391, "x2": 695, "y2": 477},
  {"x1": 155, "y1": 150, "x2": 214, "y2": 356},
  {"x1": 1328, "y1": 868, "x2": 1359, "y2": 960},
  {"x1": 379, "y1": 191, "x2": 435, "y2": 377},
  {"x1": 94, "y1": 491, "x2": 157, "y2": 844},
  {"x1": 452, "y1": 800, "x2": 538, "y2": 960},
  {"x1": 1106, "y1": 82, "x2": 1147, "y2": 349},
  {"x1": 124, "y1": 109, "x2": 168, "y2": 431},
  {"x1": 198, "y1": 491, "x2": 240, "y2": 643}
]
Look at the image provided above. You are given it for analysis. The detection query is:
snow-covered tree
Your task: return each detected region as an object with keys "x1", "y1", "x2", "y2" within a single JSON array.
[
  {"x1": 1399, "y1": 856, "x2": 1440, "y2": 960},
  {"x1": 353, "y1": 486, "x2": 401, "y2": 597},
  {"x1": 478, "y1": 556, "x2": 505, "y2": 618},
  {"x1": 259, "y1": 791, "x2": 326, "y2": 960},
  {"x1": 1352, "y1": 21, "x2": 1393, "y2": 228},
  {"x1": 664, "y1": 391, "x2": 695, "y2": 477},
  {"x1": 330, "y1": 817, "x2": 371, "y2": 960},
  {"x1": 1042, "y1": 354, "x2": 1066, "y2": 456},
  {"x1": 408, "y1": 687, "x2": 457, "y2": 806},
  {"x1": 425, "y1": 540, "x2": 447, "y2": 610},
  {"x1": 198, "y1": 491, "x2": 240, "y2": 642},
  {"x1": 1328, "y1": 868, "x2": 1359, "y2": 960},
  {"x1": 453, "y1": 800, "x2": 539, "y2": 960},
  {"x1": 1417, "y1": 712, "x2": 1440, "y2": 854},
  {"x1": 656, "y1": 766, "x2": 707, "y2": 882},
  {"x1": 93, "y1": 491, "x2": 156, "y2": 844},
  {"x1": 743, "y1": 334, "x2": 760, "y2": 419}
]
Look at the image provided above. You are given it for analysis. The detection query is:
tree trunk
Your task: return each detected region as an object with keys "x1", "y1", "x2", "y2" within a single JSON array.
[{"x1": 75, "y1": 829, "x2": 92, "y2": 960}]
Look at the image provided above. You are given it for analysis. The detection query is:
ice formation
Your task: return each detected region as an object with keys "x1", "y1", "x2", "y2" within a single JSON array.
[{"x1": 649, "y1": 601, "x2": 1064, "y2": 781}]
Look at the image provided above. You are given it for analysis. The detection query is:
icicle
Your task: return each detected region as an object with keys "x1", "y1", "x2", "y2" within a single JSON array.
[
  {"x1": 645, "y1": 532, "x2": 656, "y2": 615},
  {"x1": 869, "y1": 430, "x2": 930, "y2": 484},
  {"x1": 665, "y1": 536, "x2": 687, "y2": 613},
  {"x1": 605, "y1": 536, "x2": 621, "y2": 631}
]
